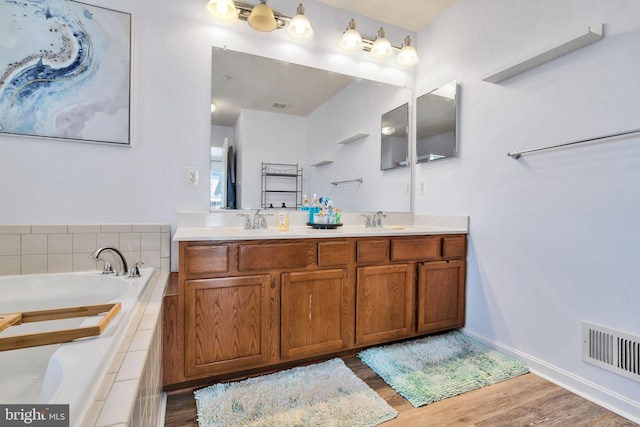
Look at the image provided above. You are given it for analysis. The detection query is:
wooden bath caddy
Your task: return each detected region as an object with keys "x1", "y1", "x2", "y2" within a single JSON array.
[{"x1": 0, "y1": 302, "x2": 121, "y2": 351}]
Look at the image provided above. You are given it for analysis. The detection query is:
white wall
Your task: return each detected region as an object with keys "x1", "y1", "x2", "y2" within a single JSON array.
[
  {"x1": 306, "y1": 80, "x2": 413, "y2": 212},
  {"x1": 235, "y1": 109, "x2": 306, "y2": 209},
  {"x1": 0, "y1": 0, "x2": 415, "y2": 271},
  {"x1": 416, "y1": 0, "x2": 640, "y2": 419},
  {"x1": 211, "y1": 125, "x2": 234, "y2": 148}
]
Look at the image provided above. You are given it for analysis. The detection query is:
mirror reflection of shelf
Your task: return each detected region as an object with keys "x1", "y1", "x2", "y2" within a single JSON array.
[
  {"x1": 311, "y1": 160, "x2": 333, "y2": 167},
  {"x1": 261, "y1": 162, "x2": 303, "y2": 210},
  {"x1": 336, "y1": 130, "x2": 370, "y2": 145}
]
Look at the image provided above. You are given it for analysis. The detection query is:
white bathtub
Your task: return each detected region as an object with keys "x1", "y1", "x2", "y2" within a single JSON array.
[{"x1": 0, "y1": 268, "x2": 158, "y2": 426}]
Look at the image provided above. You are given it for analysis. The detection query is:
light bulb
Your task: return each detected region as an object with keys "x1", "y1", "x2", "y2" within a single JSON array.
[
  {"x1": 396, "y1": 36, "x2": 419, "y2": 67},
  {"x1": 339, "y1": 19, "x2": 363, "y2": 52},
  {"x1": 369, "y1": 28, "x2": 392, "y2": 58},
  {"x1": 248, "y1": 1, "x2": 277, "y2": 32},
  {"x1": 287, "y1": 3, "x2": 313, "y2": 41},
  {"x1": 205, "y1": 0, "x2": 238, "y2": 23}
]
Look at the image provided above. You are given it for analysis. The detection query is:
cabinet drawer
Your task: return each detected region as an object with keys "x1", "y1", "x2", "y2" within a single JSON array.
[
  {"x1": 239, "y1": 242, "x2": 310, "y2": 271},
  {"x1": 357, "y1": 239, "x2": 389, "y2": 263},
  {"x1": 184, "y1": 245, "x2": 229, "y2": 275},
  {"x1": 442, "y1": 236, "x2": 466, "y2": 258},
  {"x1": 391, "y1": 238, "x2": 439, "y2": 261},
  {"x1": 318, "y1": 241, "x2": 351, "y2": 267}
]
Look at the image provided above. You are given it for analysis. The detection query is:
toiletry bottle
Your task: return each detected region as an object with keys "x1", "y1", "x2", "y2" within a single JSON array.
[
  {"x1": 309, "y1": 193, "x2": 319, "y2": 223},
  {"x1": 301, "y1": 194, "x2": 309, "y2": 211},
  {"x1": 278, "y1": 208, "x2": 289, "y2": 231},
  {"x1": 327, "y1": 200, "x2": 335, "y2": 224}
]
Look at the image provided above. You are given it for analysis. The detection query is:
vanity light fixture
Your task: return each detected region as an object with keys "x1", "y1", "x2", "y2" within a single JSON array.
[
  {"x1": 287, "y1": 3, "x2": 314, "y2": 41},
  {"x1": 396, "y1": 36, "x2": 420, "y2": 67},
  {"x1": 205, "y1": 0, "x2": 314, "y2": 41},
  {"x1": 338, "y1": 18, "x2": 364, "y2": 52},
  {"x1": 247, "y1": 0, "x2": 277, "y2": 31},
  {"x1": 205, "y1": 0, "x2": 239, "y2": 22},
  {"x1": 369, "y1": 28, "x2": 393, "y2": 58},
  {"x1": 339, "y1": 19, "x2": 419, "y2": 67}
]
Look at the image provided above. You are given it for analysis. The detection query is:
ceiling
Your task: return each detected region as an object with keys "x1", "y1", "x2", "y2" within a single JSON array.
[
  {"x1": 317, "y1": 0, "x2": 457, "y2": 32},
  {"x1": 211, "y1": 48, "x2": 356, "y2": 127}
]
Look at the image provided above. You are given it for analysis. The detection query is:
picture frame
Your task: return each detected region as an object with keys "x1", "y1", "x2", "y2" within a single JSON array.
[{"x1": 0, "y1": 0, "x2": 132, "y2": 145}]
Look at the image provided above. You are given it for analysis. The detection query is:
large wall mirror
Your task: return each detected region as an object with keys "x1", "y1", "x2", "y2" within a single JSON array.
[
  {"x1": 416, "y1": 80, "x2": 458, "y2": 163},
  {"x1": 210, "y1": 47, "x2": 413, "y2": 213}
]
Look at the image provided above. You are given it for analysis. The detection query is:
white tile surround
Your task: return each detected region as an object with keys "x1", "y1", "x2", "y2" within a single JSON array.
[
  {"x1": 84, "y1": 270, "x2": 168, "y2": 427},
  {"x1": 0, "y1": 224, "x2": 171, "y2": 275}
]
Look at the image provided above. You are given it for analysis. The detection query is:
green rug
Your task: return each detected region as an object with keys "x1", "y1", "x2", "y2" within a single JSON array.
[
  {"x1": 194, "y1": 358, "x2": 397, "y2": 427},
  {"x1": 358, "y1": 331, "x2": 530, "y2": 407}
]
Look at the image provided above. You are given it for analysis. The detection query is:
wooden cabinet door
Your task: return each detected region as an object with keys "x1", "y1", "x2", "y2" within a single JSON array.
[
  {"x1": 355, "y1": 264, "x2": 413, "y2": 346},
  {"x1": 281, "y1": 269, "x2": 350, "y2": 359},
  {"x1": 417, "y1": 260, "x2": 466, "y2": 333},
  {"x1": 184, "y1": 275, "x2": 271, "y2": 378}
]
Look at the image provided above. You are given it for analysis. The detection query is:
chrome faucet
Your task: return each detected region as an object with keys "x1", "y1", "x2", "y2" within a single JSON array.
[
  {"x1": 238, "y1": 213, "x2": 253, "y2": 230},
  {"x1": 362, "y1": 211, "x2": 386, "y2": 228},
  {"x1": 253, "y1": 209, "x2": 268, "y2": 230},
  {"x1": 90, "y1": 247, "x2": 129, "y2": 276},
  {"x1": 373, "y1": 211, "x2": 386, "y2": 228}
]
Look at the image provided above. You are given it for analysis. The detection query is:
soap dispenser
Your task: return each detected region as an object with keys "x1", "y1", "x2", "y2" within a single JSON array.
[{"x1": 278, "y1": 208, "x2": 290, "y2": 231}]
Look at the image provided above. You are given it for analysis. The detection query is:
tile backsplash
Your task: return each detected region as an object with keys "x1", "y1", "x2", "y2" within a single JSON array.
[{"x1": 0, "y1": 224, "x2": 171, "y2": 275}]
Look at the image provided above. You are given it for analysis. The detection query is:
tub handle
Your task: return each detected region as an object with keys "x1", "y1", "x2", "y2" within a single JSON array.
[{"x1": 128, "y1": 262, "x2": 143, "y2": 278}]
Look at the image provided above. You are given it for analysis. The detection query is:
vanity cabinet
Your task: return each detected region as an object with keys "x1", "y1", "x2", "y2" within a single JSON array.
[
  {"x1": 281, "y1": 269, "x2": 351, "y2": 359},
  {"x1": 166, "y1": 233, "x2": 466, "y2": 388},
  {"x1": 355, "y1": 264, "x2": 413, "y2": 346},
  {"x1": 417, "y1": 260, "x2": 466, "y2": 333},
  {"x1": 184, "y1": 275, "x2": 271, "y2": 378}
]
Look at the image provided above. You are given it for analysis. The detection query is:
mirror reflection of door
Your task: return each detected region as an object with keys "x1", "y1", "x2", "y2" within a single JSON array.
[
  {"x1": 416, "y1": 81, "x2": 458, "y2": 163},
  {"x1": 210, "y1": 138, "x2": 226, "y2": 210},
  {"x1": 380, "y1": 103, "x2": 409, "y2": 171}
]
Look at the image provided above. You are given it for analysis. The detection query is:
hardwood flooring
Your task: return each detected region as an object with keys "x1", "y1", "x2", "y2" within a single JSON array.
[{"x1": 164, "y1": 355, "x2": 638, "y2": 427}]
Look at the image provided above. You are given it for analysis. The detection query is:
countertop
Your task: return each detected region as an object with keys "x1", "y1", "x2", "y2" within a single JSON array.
[{"x1": 173, "y1": 212, "x2": 469, "y2": 241}]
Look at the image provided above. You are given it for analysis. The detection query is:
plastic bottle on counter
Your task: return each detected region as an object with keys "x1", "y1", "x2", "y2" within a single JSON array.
[
  {"x1": 278, "y1": 209, "x2": 290, "y2": 231},
  {"x1": 309, "y1": 193, "x2": 320, "y2": 223}
]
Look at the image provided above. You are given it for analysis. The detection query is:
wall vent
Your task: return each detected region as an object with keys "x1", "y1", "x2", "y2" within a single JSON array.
[{"x1": 582, "y1": 321, "x2": 640, "y2": 383}]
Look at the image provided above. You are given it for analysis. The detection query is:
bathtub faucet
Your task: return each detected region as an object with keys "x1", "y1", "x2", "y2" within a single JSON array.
[{"x1": 90, "y1": 247, "x2": 129, "y2": 276}]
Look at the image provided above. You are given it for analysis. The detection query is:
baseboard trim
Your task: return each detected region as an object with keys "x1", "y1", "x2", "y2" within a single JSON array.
[
  {"x1": 157, "y1": 392, "x2": 167, "y2": 427},
  {"x1": 461, "y1": 328, "x2": 640, "y2": 424}
]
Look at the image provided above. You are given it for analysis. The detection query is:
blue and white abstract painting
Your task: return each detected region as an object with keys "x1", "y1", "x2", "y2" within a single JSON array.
[{"x1": 0, "y1": 0, "x2": 131, "y2": 145}]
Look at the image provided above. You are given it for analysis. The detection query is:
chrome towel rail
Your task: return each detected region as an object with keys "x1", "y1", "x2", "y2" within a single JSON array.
[
  {"x1": 331, "y1": 178, "x2": 364, "y2": 186},
  {"x1": 507, "y1": 127, "x2": 640, "y2": 159}
]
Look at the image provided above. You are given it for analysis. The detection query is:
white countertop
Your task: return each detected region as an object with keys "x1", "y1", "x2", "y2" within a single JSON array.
[{"x1": 173, "y1": 212, "x2": 468, "y2": 241}]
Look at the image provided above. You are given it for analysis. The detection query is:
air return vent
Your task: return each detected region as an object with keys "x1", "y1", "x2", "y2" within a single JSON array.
[
  {"x1": 271, "y1": 102, "x2": 290, "y2": 109},
  {"x1": 582, "y1": 321, "x2": 640, "y2": 383}
]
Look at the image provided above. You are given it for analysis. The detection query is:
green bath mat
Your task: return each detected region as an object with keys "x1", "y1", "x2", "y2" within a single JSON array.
[
  {"x1": 358, "y1": 330, "x2": 530, "y2": 407},
  {"x1": 194, "y1": 358, "x2": 397, "y2": 427}
]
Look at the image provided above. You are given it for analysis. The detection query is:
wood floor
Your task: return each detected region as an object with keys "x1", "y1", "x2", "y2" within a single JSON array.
[{"x1": 164, "y1": 355, "x2": 638, "y2": 427}]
